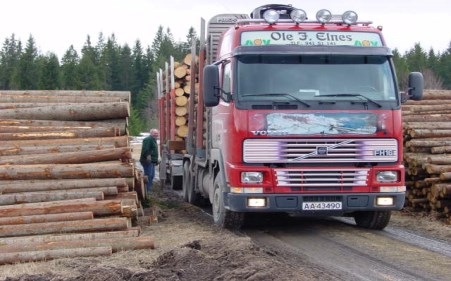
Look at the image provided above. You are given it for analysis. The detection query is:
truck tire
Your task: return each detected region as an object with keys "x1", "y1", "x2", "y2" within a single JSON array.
[
  {"x1": 170, "y1": 175, "x2": 182, "y2": 190},
  {"x1": 212, "y1": 176, "x2": 244, "y2": 229},
  {"x1": 354, "y1": 211, "x2": 391, "y2": 230}
]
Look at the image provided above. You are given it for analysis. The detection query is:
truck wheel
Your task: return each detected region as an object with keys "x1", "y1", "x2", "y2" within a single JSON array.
[
  {"x1": 354, "y1": 211, "x2": 391, "y2": 230},
  {"x1": 170, "y1": 175, "x2": 182, "y2": 190},
  {"x1": 212, "y1": 176, "x2": 244, "y2": 229},
  {"x1": 182, "y1": 161, "x2": 191, "y2": 202}
]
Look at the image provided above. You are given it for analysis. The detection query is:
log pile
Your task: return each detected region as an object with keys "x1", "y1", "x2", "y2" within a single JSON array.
[
  {"x1": 402, "y1": 90, "x2": 451, "y2": 224},
  {"x1": 0, "y1": 90, "x2": 154, "y2": 264},
  {"x1": 168, "y1": 54, "x2": 198, "y2": 139}
]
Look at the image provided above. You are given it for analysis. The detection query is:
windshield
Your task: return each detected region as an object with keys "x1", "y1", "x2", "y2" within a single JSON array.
[{"x1": 236, "y1": 54, "x2": 397, "y2": 107}]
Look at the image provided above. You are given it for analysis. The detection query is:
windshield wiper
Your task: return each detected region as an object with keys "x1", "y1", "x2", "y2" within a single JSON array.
[
  {"x1": 241, "y1": 93, "x2": 310, "y2": 107},
  {"x1": 319, "y1": 93, "x2": 382, "y2": 108}
]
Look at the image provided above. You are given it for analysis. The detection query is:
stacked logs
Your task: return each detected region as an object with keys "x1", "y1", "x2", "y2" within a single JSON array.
[
  {"x1": 171, "y1": 54, "x2": 198, "y2": 139},
  {"x1": 402, "y1": 90, "x2": 451, "y2": 224},
  {"x1": 0, "y1": 90, "x2": 153, "y2": 264}
]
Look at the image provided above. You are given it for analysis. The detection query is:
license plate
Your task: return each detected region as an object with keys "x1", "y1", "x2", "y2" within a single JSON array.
[{"x1": 302, "y1": 202, "x2": 342, "y2": 210}]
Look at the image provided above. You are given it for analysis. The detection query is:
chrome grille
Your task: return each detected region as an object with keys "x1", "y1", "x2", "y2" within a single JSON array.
[
  {"x1": 243, "y1": 138, "x2": 397, "y2": 163},
  {"x1": 275, "y1": 168, "x2": 369, "y2": 190}
]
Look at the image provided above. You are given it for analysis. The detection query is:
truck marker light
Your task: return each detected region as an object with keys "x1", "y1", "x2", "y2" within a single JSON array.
[
  {"x1": 231, "y1": 187, "x2": 264, "y2": 194},
  {"x1": 290, "y1": 9, "x2": 307, "y2": 23},
  {"x1": 248, "y1": 198, "x2": 266, "y2": 207},
  {"x1": 376, "y1": 197, "x2": 394, "y2": 206},
  {"x1": 263, "y1": 9, "x2": 279, "y2": 24},
  {"x1": 316, "y1": 9, "x2": 332, "y2": 24},
  {"x1": 342, "y1": 11, "x2": 358, "y2": 25}
]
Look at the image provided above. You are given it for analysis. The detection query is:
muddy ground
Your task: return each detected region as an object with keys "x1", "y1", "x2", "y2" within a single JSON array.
[{"x1": 1, "y1": 184, "x2": 450, "y2": 281}]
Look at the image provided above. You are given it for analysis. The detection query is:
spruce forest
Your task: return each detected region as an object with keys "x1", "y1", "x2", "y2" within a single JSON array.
[{"x1": 0, "y1": 26, "x2": 450, "y2": 135}]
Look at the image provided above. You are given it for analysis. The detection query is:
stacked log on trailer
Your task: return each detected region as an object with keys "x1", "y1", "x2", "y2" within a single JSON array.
[
  {"x1": 402, "y1": 90, "x2": 451, "y2": 224},
  {"x1": 0, "y1": 90, "x2": 153, "y2": 265},
  {"x1": 161, "y1": 54, "x2": 198, "y2": 141}
]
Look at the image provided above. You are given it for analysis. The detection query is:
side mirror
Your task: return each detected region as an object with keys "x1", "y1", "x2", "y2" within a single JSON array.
[
  {"x1": 203, "y1": 65, "x2": 220, "y2": 107},
  {"x1": 407, "y1": 72, "x2": 423, "y2": 101}
]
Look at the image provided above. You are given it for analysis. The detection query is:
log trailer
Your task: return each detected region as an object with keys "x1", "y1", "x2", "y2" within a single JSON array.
[{"x1": 157, "y1": 4, "x2": 423, "y2": 229}]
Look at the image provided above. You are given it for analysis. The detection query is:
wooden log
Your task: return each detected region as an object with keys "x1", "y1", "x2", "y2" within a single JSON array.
[
  {"x1": 421, "y1": 90, "x2": 451, "y2": 100},
  {"x1": 426, "y1": 155, "x2": 451, "y2": 165},
  {"x1": 0, "y1": 119, "x2": 127, "y2": 135},
  {"x1": 406, "y1": 139, "x2": 451, "y2": 148},
  {"x1": 425, "y1": 164, "x2": 451, "y2": 174},
  {"x1": 402, "y1": 114, "x2": 451, "y2": 122},
  {"x1": 0, "y1": 144, "x2": 115, "y2": 156},
  {"x1": 0, "y1": 217, "x2": 129, "y2": 237},
  {"x1": 0, "y1": 162, "x2": 134, "y2": 180},
  {"x1": 175, "y1": 88, "x2": 185, "y2": 97},
  {"x1": 175, "y1": 116, "x2": 187, "y2": 126},
  {"x1": 409, "y1": 129, "x2": 451, "y2": 138},
  {"x1": 0, "y1": 102, "x2": 130, "y2": 121},
  {"x1": 183, "y1": 84, "x2": 191, "y2": 94},
  {"x1": 175, "y1": 106, "x2": 188, "y2": 116},
  {"x1": 403, "y1": 122, "x2": 451, "y2": 130},
  {"x1": 431, "y1": 146, "x2": 451, "y2": 154},
  {"x1": 183, "y1": 53, "x2": 194, "y2": 66},
  {"x1": 410, "y1": 104, "x2": 451, "y2": 112},
  {"x1": 439, "y1": 185, "x2": 451, "y2": 197},
  {"x1": 0, "y1": 135, "x2": 129, "y2": 148},
  {"x1": 177, "y1": 125, "x2": 189, "y2": 137},
  {"x1": 0, "y1": 212, "x2": 93, "y2": 225},
  {"x1": 0, "y1": 246, "x2": 112, "y2": 265},
  {"x1": 0, "y1": 90, "x2": 131, "y2": 100},
  {"x1": 404, "y1": 99, "x2": 451, "y2": 105},
  {"x1": 174, "y1": 66, "x2": 187, "y2": 78},
  {"x1": 175, "y1": 96, "x2": 188, "y2": 106},
  {"x1": 0, "y1": 198, "x2": 123, "y2": 217},
  {"x1": 0, "y1": 147, "x2": 132, "y2": 165},
  {"x1": 106, "y1": 192, "x2": 138, "y2": 202},
  {"x1": 0, "y1": 178, "x2": 127, "y2": 193},
  {"x1": 0, "y1": 229, "x2": 139, "y2": 245},
  {"x1": 0, "y1": 236, "x2": 154, "y2": 254},
  {"x1": 0, "y1": 94, "x2": 124, "y2": 103},
  {"x1": 0, "y1": 191, "x2": 104, "y2": 205},
  {"x1": 0, "y1": 127, "x2": 117, "y2": 141}
]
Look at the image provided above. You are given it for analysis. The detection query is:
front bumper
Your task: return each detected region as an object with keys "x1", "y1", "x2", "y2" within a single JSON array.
[{"x1": 225, "y1": 192, "x2": 405, "y2": 215}]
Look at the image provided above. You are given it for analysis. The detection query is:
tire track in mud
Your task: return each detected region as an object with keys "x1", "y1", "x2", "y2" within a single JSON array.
[{"x1": 244, "y1": 216, "x2": 451, "y2": 281}]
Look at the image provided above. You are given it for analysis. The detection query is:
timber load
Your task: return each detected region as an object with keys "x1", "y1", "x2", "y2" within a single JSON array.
[
  {"x1": 0, "y1": 90, "x2": 154, "y2": 265},
  {"x1": 159, "y1": 54, "x2": 199, "y2": 147},
  {"x1": 402, "y1": 89, "x2": 451, "y2": 225}
]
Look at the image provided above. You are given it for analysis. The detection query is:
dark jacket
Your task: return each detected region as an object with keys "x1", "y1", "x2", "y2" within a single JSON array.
[{"x1": 140, "y1": 135, "x2": 158, "y2": 164}]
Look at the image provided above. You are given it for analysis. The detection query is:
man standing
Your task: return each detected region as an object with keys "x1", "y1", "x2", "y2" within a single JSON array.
[{"x1": 140, "y1": 128, "x2": 159, "y2": 194}]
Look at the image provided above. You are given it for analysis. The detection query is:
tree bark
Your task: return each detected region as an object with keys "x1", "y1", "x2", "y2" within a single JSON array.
[
  {"x1": 0, "y1": 246, "x2": 112, "y2": 265},
  {"x1": 0, "y1": 147, "x2": 132, "y2": 165},
  {"x1": 0, "y1": 198, "x2": 123, "y2": 217},
  {"x1": 0, "y1": 102, "x2": 129, "y2": 121},
  {"x1": 0, "y1": 217, "x2": 129, "y2": 237},
  {"x1": 0, "y1": 144, "x2": 115, "y2": 156},
  {"x1": 409, "y1": 129, "x2": 451, "y2": 138},
  {"x1": 0, "y1": 236, "x2": 154, "y2": 254},
  {"x1": 0, "y1": 162, "x2": 134, "y2": 180},
  {"x1": 402, "y1": 114, "x2": 451, "y2": 122},
  {"x1": 0, "y1": 127, "x2": 117, "y2": 141},
  {"x1": 0, "y1": 90, "x2": 130, "y2": 101},
  {"x1": 0, "y1": 229, "x2": 140, "y2": 245},
  {"x1": 0, "y1": 191, "x2": 104, "y2": 205},
  {"x1": 0, "y1": 212, "x2": 93, "y2": 225},
  {"x1": 0, "y1": 135, "x2": 129, "y2": 148},
  {"x1": 0, "y1": 94, "x2": 124, "y2": 103},
  {"x1": 0, "y1": 178, "x2": 127, "y2": 193}
]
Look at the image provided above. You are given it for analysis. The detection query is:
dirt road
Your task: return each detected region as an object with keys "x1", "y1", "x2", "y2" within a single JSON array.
[
  {"x1": 1, "y1": 188, "x2": 450, "y2": 281},
  {"x1": 245, "y1": 215, "x2": 451, "y2": 281}
]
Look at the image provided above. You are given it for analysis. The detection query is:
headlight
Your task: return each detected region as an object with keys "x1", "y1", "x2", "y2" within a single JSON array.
[
  {"x1": 316, "y1": 9, "x2": 332, "y2": 23},
  {"x1": 290, "y1": 9, "x2": 307, "y2": 23},
  {"x1": 263, "y1": 9, "x2": 279, "y2": 24},
  {"x1": 241, "y1": 172, "x2": 263, "y2": 184},
  {"x1": 376, "y1": 171, "x2": 398, "y2": 183},
  {"x1": 342, "y1": 10, "x2": 358, "y2": 24}
]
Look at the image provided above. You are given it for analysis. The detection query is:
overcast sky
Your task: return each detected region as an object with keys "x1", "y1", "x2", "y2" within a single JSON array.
[{"x1": 0, "y1": 0, "x2": 449, "y2": 58}]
